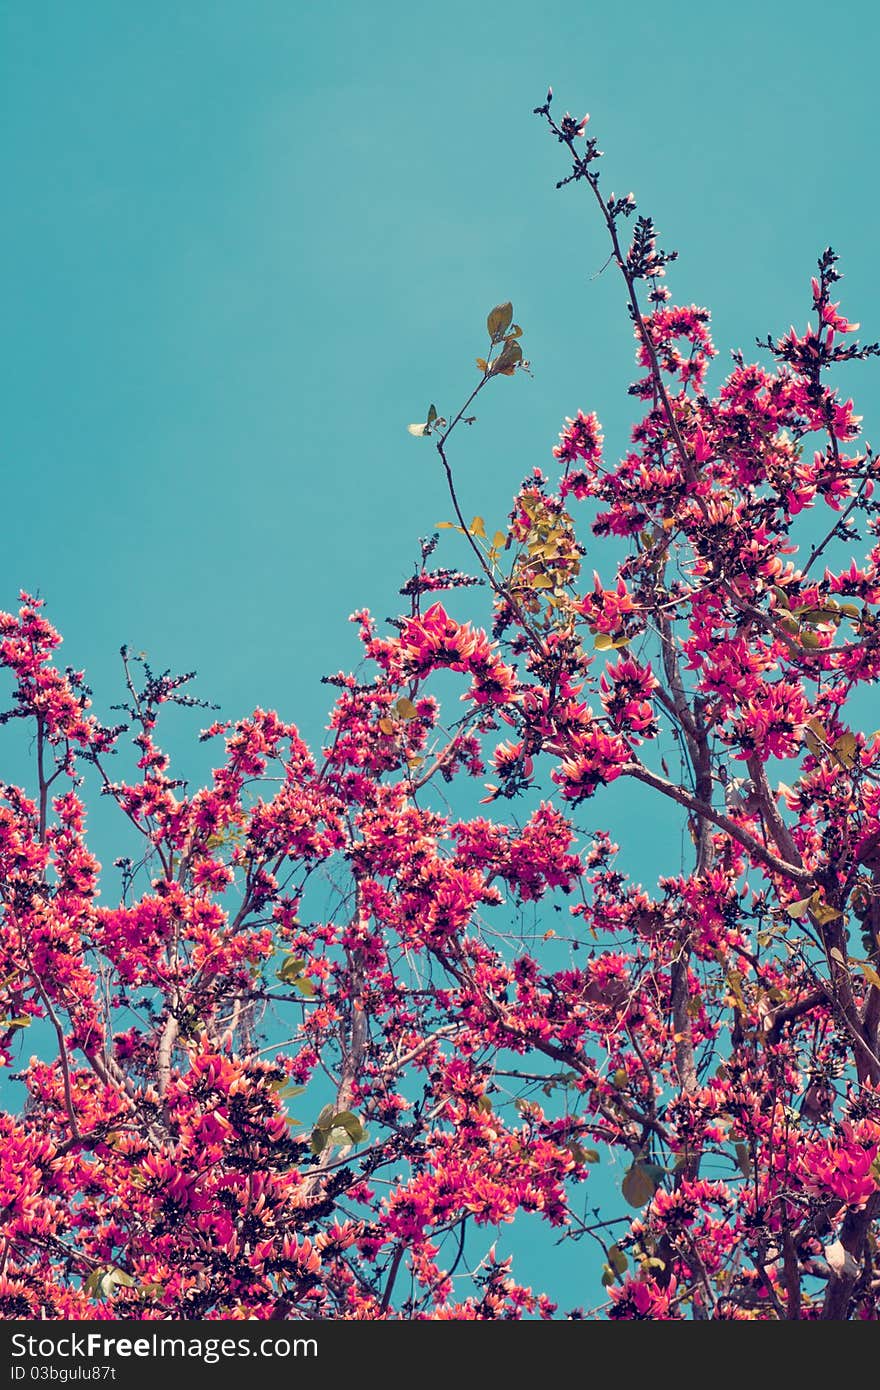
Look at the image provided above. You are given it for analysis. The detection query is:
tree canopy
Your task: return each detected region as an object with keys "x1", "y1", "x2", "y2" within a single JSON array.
[{"x1": 1, "y1": 94, "x2": 879, "y2": 1320}]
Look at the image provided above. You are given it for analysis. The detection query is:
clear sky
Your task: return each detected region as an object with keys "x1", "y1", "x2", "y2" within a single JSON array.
[
  {"x1": 4, "y1": 1, "x2": 879, "y2": 748},
  {"x1": 2, "y1": 0, "x2": 879, "y2": 1312}
]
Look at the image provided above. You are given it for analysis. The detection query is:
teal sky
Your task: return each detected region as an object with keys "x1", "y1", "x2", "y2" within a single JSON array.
[
  {"x1": 3, "y1": 0, "x2": 880, "y2": 1313},
  {"x1": 4, "y1": 1, "x2": 879, "y2": 751}
]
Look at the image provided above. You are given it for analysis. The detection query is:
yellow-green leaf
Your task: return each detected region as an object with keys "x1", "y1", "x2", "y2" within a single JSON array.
[
  {"x1": 470, "y1": 516, "x2": 487, "y2": 539},
  {"x1": 332, "y1": 1110, "x2": 367, "y2": 1144},
  {"x1": 803, "y1": 718, "x2": 828, "y2": 757},
  {"x1": 608, "y1": 1244, "x2": 628, "y2": 1275},
  {"x1": 622, "y1": 1163, "x2": 657, "y2": 1208},
  {"x1": 276, "y1": 955, "x2": 307, "y2": 983},
  {"x1": 492, "y1": 530, "x2": 507, "y2": 549},
  {"x1": 857, "y1": 960, "x2": 880, "y2": 990},
  {"x1": 396, "y1": 697, "x2": 418, "y2": 720},
  {"x1": 811, "y1": 896, "x2": 843, "y2": 926},
  {"x1": 833, "y1": 732, "x2": 858, "y2": 769},
  {"x1": 797, "y1": 607, "x2": 837, "y2": 625},
  {"x1": 786, "y1": 897, "x2": 813, "y2": 920}
]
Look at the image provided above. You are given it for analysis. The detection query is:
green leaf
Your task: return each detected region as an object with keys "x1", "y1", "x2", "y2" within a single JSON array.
[
  {"x1": 0, "y1": 1016, "x2": 30, "y2": 1030},
  {"x1": 91, "y1": 1267, "x2": 135, "y2": 1298},
  {"x1": 426, "y1": 404, "x2": 437, "y2": 427},
  {"x1": 309, "y1": 1128, "x2": 327, "y2": 1156},
  {"x1": 797, "y1": 607, "x2": 838, "y2": 625},
  {"x1": 332, "y1": 1109, "x2": 359, "y2": 1129},
  {"x1": 811, "y1": 894, "x2": 843, "y2": 926},
  {"x1": 277, "y1": 954, "x2": 316, "y2": 996},
  {"x1": 833, "y1": 732, "x2": 858, "y2": 768},
  {"x1": 277, "y1": 955, "x2": 307, "y2": 981},
  {"x1": 803, "y1": 718, "x2": 828, "y2": 756},
  {"x1": 322, "y1": 1110, "x2": 368, "y2": 1148},
  {"x1": 338, "y1": 1114, "x2": 367, "y2": 1144},
  {"x1": 270, "y1": 1080, "x2": 305, "y2": 1100},
  {"x1": 786, "y1": 897, "x2": 812, "y2": 920},
  {"x1": 315, "y1": 1103, "x2": 335, "y2": 1131},
  {"x1": 278, "y1": 1078, "x2": 305, "y2": 1100},
  {"x1": 396, "y1": 696, "x2": 418, "y2": 720},
  {"x1": 856, "y1": 960, "x2": 880, "y2": 990},
  {"x1": 487, "y1": 301, "x2": 514, "y2": 339},
  {"x1": 608, "y1": 1243, "x2": 628, "y2": 1276},
  {"x1": 622, "y1": 1163, "x2": 657, "y2": 1208},
  {"x1": 138, "y1": 1281, "x2": 164, "y2": 1298}
]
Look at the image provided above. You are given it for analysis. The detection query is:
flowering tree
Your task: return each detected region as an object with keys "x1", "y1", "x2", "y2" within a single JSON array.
[{"x1": 2, "y1": 94, "x2": 880, "y2": 1322}]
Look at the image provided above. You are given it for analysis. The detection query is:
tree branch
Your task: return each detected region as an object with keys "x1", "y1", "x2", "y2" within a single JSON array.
[{"x1": 622, "y1": 761, "x2": 812, "y2": 883}]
